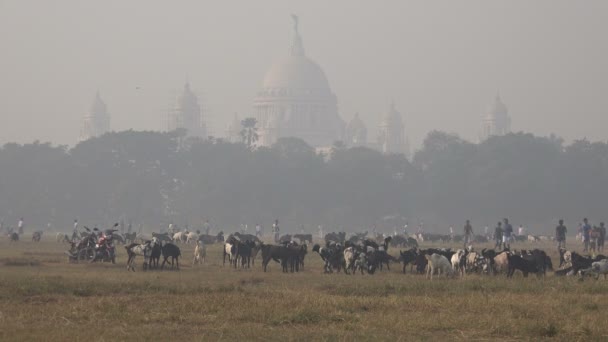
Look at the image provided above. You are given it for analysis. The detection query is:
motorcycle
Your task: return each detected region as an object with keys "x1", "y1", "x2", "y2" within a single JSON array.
[{"x1": 91, "y1": 229, "x2": 118, "y2": 264}]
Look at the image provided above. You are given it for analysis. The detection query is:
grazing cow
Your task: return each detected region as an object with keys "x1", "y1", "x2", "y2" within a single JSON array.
[
  {"x1": 160, "y1": 243, "x2": 181, "y2": 270},
  {"x1": 293, "y1": 233, "x2": 313, "y2": 244},
  {"x1": 279, "y1": 234, "x2": 293, "y2": 244},
  {"x1": 149, "y1": 238, "x2": 162, "y2": 269},
  {"x1": 425, "y1": 253, "x2": 453, "y2": 279},
  {"x1": 32, "y1": 231, "x2": 43, "y2": 242},
  {"x1": 152, "y1": 232, "x2": 172, "y2": 243},
  {"x1": 125, "y1": 241, "x2": 154, "y2": 271},
  {"x1": 506, "y1": 254, "x2": 542, "y2": 278},
  {"x1": 193, "y1": 240, "x2": 206, "y2": 266},
  {"x1": 528, "y1": 235, "x2": 540, "y2": 242},
  {"x1": 186, "y1": 232, "x2": 199, "y2": 244},
  {"x1": 124, "y1": 232, "x2": 137, "y2": 244},
  {"x1": 579, "y1": 259, "x2": 608, "y2": 280},
  {"x1": 10, "y1": 232, "x2": 19, "y2": 242},
  {"x1": 172, "y1": 231, "x2": 187, "y2": 244},
  {"x1": 234, "y1": 232, "x2": 260, "y2": 243},
  {"x1": 312, "y1": 243, "x2": 344, "y2": 273},
  {"x1": 324, "y1": 232, "x2": 346, "y2": 245},
  {"x1": 237, "y1": 240, "x2": 256, "y2": 268},
  {"x1": 399, "y1": 249, "x2": 418, "y2": 274},
  {"x1": 260, "y1": 244, "x2": 302, "y2": 273}
]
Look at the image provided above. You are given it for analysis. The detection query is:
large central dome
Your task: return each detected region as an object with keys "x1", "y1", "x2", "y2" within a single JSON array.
[
  {"x1": 253, "y1": 15, "x2": 344, "y2": 147},
  {"x1": 262, "y1": 55, "x2": 331, "y2": 91}
]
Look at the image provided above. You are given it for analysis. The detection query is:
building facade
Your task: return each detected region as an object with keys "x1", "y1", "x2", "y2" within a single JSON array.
[
  {"x1": 480, "y1": 94, "x2": 511, "y2": 141},
  {"x1": 253, "y1": 16, "x2": 345, "y2": 147},
  {"x1": 168, "y1": 83, "x2": 207, "y2": 138},
  {"x1": 79, "y1": 91, "x2": 110, "y2": 142},
  {"x1": 377, "y1": 101, "x2": 408, "y2": 156}
]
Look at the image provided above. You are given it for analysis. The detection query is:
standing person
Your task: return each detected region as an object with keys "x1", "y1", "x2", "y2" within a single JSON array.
[
  {"x1": 582, "y1": 218, "x2": 592, "y2": 252},
  {"x1": 203, "y1": 220, "x2": 211, "y2": 235},
  {"x1": 449, "y1": 226, "x2": 454, "y2": 241},
  {"x1": 494, "y1": 222, "x2": 503, "y2": 249},
  {"x1": 272, "y1": 220, "x2": 280, "y2": 243},
  {"x1": 318, "y1": 225, "x2": 323, "y2": 239},
  {"x1": 484, "y1": 226, "x2": 489, "y2": 238},
  {"x1": 18, "y1": 218, "x2": 24, "y2": 235},
  {"x1": 127, "y1": 221, "x2": 132, "y2": 234},
  {"x1": 255, "y1": 223, "x2": 262, "y2": 238},
  {"x1": 503, "y1": 218, "x2": 513, "y2": 249},
  {"x1": 464, "y1": 220, "x2": 473, "y2": 248},
  {"x1": 518, "y1": 225, "x2": 524, "y2": 236},
  {"x1": 555, "y1": 219, "x2": 567, "y2": 250},
  {"x1": 598, "y1": 222, "x2": 606, "y2": 253}
]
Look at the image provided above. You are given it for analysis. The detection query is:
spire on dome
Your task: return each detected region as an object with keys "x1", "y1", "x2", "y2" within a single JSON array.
[{"x1": 289, "y1": 14, "x2": 305, "y2": 56}]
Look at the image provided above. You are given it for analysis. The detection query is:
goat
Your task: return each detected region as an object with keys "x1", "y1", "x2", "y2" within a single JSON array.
[
  {"x1": 192, "y1": 240, "x2": 206, "y2": 266},
  {"x1": 425, "y1": 253, "x2": 453, "y2": 279},
  {"x1": 160, "y1": 242, "x2": 181, "y2": 270}
]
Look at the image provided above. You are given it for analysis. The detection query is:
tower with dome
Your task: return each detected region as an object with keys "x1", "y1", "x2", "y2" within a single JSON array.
[
  {"x1": 253, "y1": 15, "x2": 345, "y2": 147},
  {"x1": 377, "y1": 101, "x2": 409, "y2": 156},
  {"x1": 480, "y1": 93, "x2": 511, "y2": 141},
  {"x1": 79, "y1": 91, "x2": 110, "y2": 142},
  {"x1": 168, "y1": 83, "x2": 207, "y2": 138}
]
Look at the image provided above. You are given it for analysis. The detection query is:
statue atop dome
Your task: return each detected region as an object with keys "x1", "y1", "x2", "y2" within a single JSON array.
[
  {"x1": 79, "y1": 91, "x2": 110, "y2": 142},
  {"x1": 291, "y1": 14, "x2": 299, "y2": 34}
]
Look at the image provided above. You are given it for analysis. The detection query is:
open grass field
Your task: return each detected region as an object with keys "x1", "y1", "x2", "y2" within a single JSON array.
[{"x1": 0, "y1": 236, "x2": 607, "y2": 341}]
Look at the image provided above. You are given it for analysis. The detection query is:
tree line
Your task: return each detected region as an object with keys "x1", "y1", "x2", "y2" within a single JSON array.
[{"x1": 0, "y1": 129, "x2": 606, "y2": 235}]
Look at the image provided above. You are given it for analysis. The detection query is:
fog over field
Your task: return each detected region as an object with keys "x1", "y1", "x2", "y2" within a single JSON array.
[{"x1": 1, "y1": 1, "x2": 607, "y2": 148}]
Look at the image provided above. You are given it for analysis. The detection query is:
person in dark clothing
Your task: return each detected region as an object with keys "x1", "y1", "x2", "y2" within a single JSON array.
[
  {"x1": 494, "y1": 222, "x2": 503, "y2": 249},
  {"x1": 555, "y1": 219, "x2": 567, "y2": 250},
  {"x1": 464, "y1": 220, "x2": 473, "y2": 248},
  {"x1": 582, "y1": 218, "x2": 592, "y2": 252},
  {"x1": 503, "y1": 218, "x2": 513, "y2": 249},
  {"x1": 598, "y1": 222, "x2": 606, "y2": 253}
]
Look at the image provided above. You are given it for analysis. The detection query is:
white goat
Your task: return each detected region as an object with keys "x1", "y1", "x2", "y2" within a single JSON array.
[{"x1": 425, "y1": 253, "x2": 453, "y2": 280}]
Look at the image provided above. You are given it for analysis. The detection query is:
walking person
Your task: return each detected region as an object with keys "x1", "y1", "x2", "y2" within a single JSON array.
[
  {"x1": 598, "y1": 222, "x2": 606, "y2": 253},
  {"x1": 18, "y1": 218, "x2": 24, "y2": 235},
  {"x1": 555, "y1": 219, "x2": 567, "y2": 251},
  {"x1": 272, "y1": 220, "x2": 280, "y2": 243},
  {"x1": 582, "y1": 218, "x2": 592, "y2": 252},
  {"x1": 464, "y1": 220, "x2": 473, "y2": 248},
  {"x1": 255, "y1": 223, "x2": 262, "y2": 238},
  {"x1": 503, "y1": 218, "x2": 513, "y2": 250},
  {"x1": 494, "y1": 222, "x2": 503, "y2": 250}
]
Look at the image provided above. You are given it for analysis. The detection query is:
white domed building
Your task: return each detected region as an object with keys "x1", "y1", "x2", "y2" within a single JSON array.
[
  {"x1": 480, "y1": 93, "x2": 511, "y2": 141},
  {"x1": 253, "y1": 16, "x2": 345, "y2": 147},
  {"x1": 79, "y1": 91, "x2": 110, "y2": 142}
]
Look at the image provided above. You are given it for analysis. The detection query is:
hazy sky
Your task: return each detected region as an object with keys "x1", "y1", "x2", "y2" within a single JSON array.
[{"x1": 1, "y1": 1, "x2": 606, "y2": 149}]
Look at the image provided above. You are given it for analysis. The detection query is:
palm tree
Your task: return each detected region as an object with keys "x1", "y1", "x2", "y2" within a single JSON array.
[{"x1": 240, "y1": 117, "x2": 259, "y2": 149}]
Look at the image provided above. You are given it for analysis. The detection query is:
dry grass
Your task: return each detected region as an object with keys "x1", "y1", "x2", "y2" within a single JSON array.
[{"x1": 0, "y1": 237, "x2": 607, "y2": 341}]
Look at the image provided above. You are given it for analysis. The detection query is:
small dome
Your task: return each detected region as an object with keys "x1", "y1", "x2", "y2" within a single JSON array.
[
  {"x1": 347, "y1": 113, "x2": 366, "y2": 132},
  {"x1": 381, "y1": 101, "x2": 403, "y2": 126}
]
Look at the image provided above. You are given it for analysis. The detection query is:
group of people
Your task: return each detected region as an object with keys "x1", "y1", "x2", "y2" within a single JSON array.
[
  {"x1": 0, "y1": 217, "x2": 25, "y2": 236},
  {"x1": 577, "y1": 218, "x2": 606, "y2": 253}
]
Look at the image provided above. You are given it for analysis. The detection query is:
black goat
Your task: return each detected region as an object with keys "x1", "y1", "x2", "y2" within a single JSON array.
[{"x1": 160, "y1": 243, "x2": 181, "y2": 270}]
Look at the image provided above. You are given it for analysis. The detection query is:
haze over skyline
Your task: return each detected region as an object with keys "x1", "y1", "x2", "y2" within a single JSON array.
[{"x1": 1, "y1": 1, "x2": 606, "y2": 149}]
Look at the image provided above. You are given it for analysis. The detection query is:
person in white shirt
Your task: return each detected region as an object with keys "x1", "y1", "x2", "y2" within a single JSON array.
[{"x1": 18, "y1": 218, "x2": 24, "y2": 234}]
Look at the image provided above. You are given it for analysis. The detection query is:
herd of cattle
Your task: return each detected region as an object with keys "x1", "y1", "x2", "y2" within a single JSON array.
[{"x1": 7, "y1": 228, "x2": 608, "y2": 280}]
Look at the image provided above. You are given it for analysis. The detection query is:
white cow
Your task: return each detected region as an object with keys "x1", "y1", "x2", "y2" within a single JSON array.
[
  {"x1": 186, "y1": 232, "x2": 199, "y2": 244},
  {"x1": 425, "y1": 253, "x2": 453, "y2": 280},
  {"x1": 173, "y1": 231, "x2": 187, "y2": 243}
]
